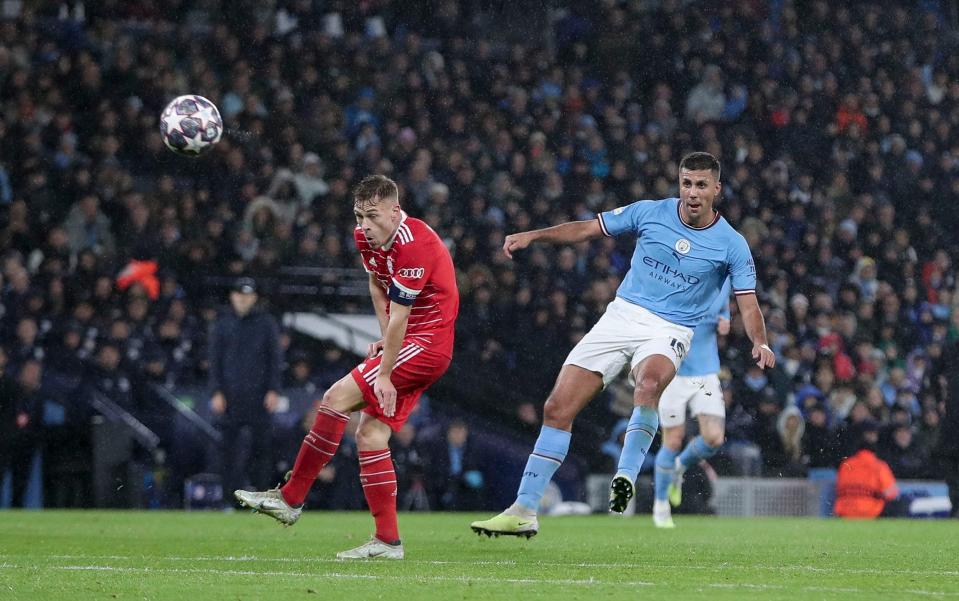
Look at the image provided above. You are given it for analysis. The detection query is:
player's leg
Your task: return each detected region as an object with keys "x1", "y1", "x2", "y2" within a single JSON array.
[
  {"x1": 671, "y1": 375, "x2": 726, "y2": 507},
  {"x1": 234, "y1": 372, "x2": 365, "y2": 524},
  {"x1": 653, "y1": 424, "x2": 684, "y2": 528},
  {"x1": 336, "y1": 413, "x2": 404, "y2": 560},
  {"x1": 653, "y1": 376, "x2": 692, "y2": 525},
  {"x1": 470, "y1": 364, "x2": 604, "y2": 537},
  {"x1": 282, "y1": 373, "x2": 366, "y2": 504},
  {"x1": 610, "y1": 354, "x2": 677, "y2": 513},
  {"x1": 516, "y1": 365, "x2": 603, "y2": 509}
]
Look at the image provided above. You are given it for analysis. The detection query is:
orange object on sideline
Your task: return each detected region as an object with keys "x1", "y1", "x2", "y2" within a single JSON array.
[{"x1": 833, "y1": 449, "x2": 899, "y2": 519}]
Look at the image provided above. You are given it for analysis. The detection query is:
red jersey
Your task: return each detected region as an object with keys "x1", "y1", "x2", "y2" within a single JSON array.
[{"x1": 354, "y1": 213, "x2": 459, "y2": 358}]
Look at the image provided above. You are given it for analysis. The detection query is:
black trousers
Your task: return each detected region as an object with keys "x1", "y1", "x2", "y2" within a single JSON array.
[
  {"x1": 0, "y1": 442, "x2": 38, "y2": 507},
  {"x1": 220, "y1": 419, "x2": 274, "y2": 501}
]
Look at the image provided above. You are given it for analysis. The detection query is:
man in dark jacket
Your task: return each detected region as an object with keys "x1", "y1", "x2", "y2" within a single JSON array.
[
  {"x1": 209, "y1": 277, "x2": 282, "y2": 500},
  {"x1": 1, "y1": 356, "x2": 43, "y2": 507}
]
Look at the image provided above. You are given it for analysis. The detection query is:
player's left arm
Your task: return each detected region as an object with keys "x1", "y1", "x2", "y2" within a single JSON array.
[
  {"x1": 728, "y1": 237, "x2": 775, "y2": 369},
  {"x1": 735, "y1": 293, "x2": 775, "y2": 369}
]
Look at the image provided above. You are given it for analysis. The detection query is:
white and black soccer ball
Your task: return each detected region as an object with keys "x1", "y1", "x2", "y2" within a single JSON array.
[{"x1": 159, "y1": 95, "x2": 223, "y2": 156}]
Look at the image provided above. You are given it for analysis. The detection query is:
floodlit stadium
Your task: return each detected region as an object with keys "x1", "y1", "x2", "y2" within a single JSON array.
[{"x1": 1, "y1": 2, "x2": 959, "y2": 600}]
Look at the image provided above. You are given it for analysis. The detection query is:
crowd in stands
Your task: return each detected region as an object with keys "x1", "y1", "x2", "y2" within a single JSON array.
[{"x1": 1, "y1": 1, "x2": 959, "y2": 509}]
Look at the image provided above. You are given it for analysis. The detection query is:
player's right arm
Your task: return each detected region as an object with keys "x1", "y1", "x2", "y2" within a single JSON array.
[
  {"x1": 503, "y1": 219, "x2": 603, "y2": 258},
  {"x1": 503, "y1": 199, "x2": 658, "y2": 258},
  {"x1": 368, "y1": 272, "x2": 390, "y2": 357}
]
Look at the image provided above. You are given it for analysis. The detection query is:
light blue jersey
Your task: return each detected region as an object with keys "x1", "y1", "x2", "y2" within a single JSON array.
[
  {"x1": 597, "y1": 198, "x2": 755, "y2": 328},
  {"x1": 678, "y1": 277, "x2": 730, "y2": 376}
]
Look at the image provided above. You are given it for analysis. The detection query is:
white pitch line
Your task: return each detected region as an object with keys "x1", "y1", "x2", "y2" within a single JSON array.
[
  {"x1": 1, "y1": 563, "x2": 958, "y2": 597},
  {"x1": 0, "y1": 564, "x2": 653, "y2": 587},
  {"x1": 22, "y1": 554, "x2": 959, "y2": 579}
]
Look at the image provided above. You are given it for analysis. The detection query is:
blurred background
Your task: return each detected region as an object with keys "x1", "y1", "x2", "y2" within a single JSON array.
[{"x1": 1, "y1": 0, "x2": 958, "y2": 519}]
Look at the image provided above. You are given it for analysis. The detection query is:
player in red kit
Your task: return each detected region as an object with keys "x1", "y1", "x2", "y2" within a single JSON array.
[{"x1": 235, "y1": 175, "x2": 458, "y2": 559}]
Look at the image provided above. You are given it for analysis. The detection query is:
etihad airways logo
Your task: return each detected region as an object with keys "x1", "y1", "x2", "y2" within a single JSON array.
[{"x1": 643, "y1": 256, "x2": 701, "y2": 285}]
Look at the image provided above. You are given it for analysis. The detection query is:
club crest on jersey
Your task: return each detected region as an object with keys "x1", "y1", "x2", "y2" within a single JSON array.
[
  {"x1": 675, "y1": 239, "x2": 691, "y2": 254},
  {"x1": 368, "y1": 257, "x2": 377, "y2": 268}
]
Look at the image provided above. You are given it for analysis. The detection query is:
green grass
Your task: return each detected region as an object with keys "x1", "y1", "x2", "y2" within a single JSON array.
[{"x1": 1, "y1": 511, "x2": 957, "y2": 600}]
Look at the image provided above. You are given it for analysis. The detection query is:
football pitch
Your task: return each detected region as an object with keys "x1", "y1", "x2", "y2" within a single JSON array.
[{"x1": 1, "y1": 511, "x2": 957, "y2": 600}]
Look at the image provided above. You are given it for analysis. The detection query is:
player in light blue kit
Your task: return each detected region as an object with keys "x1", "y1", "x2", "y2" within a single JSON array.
[
  {"x1": 652, "y1": 277, "x2": 731, "y2": 529},
  {"x1": 471, "y1": 152, "x2": 775, "y2": 538}
]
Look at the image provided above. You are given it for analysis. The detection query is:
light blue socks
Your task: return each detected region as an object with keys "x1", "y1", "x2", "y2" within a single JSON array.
[
  {"x1": 678, "y1": 435, "x2": 720, "y2": 469},
  {"x1": 615, "y1": 406, "x2": 659, "y2": 483},
  {"x1": 515, "y1": 425, "x2": 571, "y2": 511},
  {"x1": 654, "y1": 446, "x2": 678, "y2": 502}
]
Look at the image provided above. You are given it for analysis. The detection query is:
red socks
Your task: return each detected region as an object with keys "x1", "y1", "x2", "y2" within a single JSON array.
[
  {"x1": 280, "y1": 406, "x2": 400, "y2": 543},
  {"x1": 281, "y1": 405, "x2": 350, "y2": 506},
  {"x1": 360, "y1": 449, "x2": 399, "y2": 543}
]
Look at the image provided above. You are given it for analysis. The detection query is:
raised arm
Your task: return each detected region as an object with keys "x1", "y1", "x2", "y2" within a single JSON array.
[
  {"x1": 503, "y1": 219, "x2": 604, "y2": 259},
  {"x1": 734, "y1": 292, "x2": 776, "y2": 369}
]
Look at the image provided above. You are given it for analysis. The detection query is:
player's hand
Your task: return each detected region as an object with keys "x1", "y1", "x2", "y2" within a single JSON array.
[
  {"x1": 752, "y1": 343, "x2": 776, "y2": 369},
  {"x1": 503, "y1": 232, "x2": 534, "y2": 259},
  {"x1": 374, "y1": 373, "x2": 398, "y2": 418},
  {"x1": 717, "y1": 317, "x2": 730, "y2": 336},
  {"x1": 368, "y1": 339, "x2": 385, "y2": 358},
  {"x1": 264, "y1": 390, "x2": 280, "y2": 413},
  {"x1": 211, "y1": 392, "x2": 227, "y2": 415}
]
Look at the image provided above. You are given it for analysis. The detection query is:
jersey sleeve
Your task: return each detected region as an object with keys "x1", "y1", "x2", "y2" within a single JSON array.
[
  {"x1": 727, "y1": 235, "x2": 757, "y2": 296},
  {"x1": 596, "y1": 200, "x2": 657, "y2": 237},
  {"x1": 388, "y1": 241, "x2": 434, "y2": 306}
]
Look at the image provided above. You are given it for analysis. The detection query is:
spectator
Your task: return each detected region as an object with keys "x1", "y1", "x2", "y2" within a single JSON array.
[
  {"x1": 880, "y1": 424, "x2": 927, "y2": 480},
  {"x1": 685, "y1": 65, "x2": 726, "y2": 124},
  {"x1": 390, "y1": 423, "x2": 429, "y2": 511},
  {"x1": 802, "y1": 403, "x2": 835, "y2": 469},
  {"x1": 423, "y1": 419, "x2": 487, "y2": 511},
  {"x1": 64, "y1": 195, "x2": 115, "y2": 257}
]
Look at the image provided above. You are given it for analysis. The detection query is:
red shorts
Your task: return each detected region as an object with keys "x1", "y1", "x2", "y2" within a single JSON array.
[{"x1": 351, "y1": 342, "x2": 451, "y2": 431}]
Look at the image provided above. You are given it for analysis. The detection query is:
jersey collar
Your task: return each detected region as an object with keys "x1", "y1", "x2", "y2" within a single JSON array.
[
  {"x1": 676, "y1": 200, "x2": 721, "y2": 230},
  {"x1": 382, "y1": 211, "x2": 409, "y2": 251}
]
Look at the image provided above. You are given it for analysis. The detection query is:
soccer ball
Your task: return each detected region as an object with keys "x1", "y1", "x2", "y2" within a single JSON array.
[{"x1": 159, "y1": 95, "x2": 223, "y2": 156}]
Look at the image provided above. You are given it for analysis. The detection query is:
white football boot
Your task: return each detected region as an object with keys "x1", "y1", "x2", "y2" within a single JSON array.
[
  {"x1": 652, "y1": 499, "x2": 676, "y2": 529},
  {"x1": 336, "y1": 537, "x2": 405, "y2": 560},
  {"x1": 234, "y1": 488, "x2": 302, "y2": 526}
]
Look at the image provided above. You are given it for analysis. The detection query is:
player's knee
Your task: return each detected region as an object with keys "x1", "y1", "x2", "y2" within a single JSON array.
[
  {"x1": 354, "y1": 426, "x2": 376, "y2": 450},
  {"x1": 633, "y1": 375, "x2": 667, "y2": 406},
  {"x1": 663, "y1": 428, "x2": 684, "y2": 451},
  {"x1": 355, "y1": 420, "x2": 390, "y2": 450},
  {"x1": 319, "y1": 384, "x2": 349, "y2": 412},
  {"x1": 542, "y1": 397, "x2": 575, "y2": 429},
  {"x1": 702, "y1": 428, "x2": 725, "y2": 448}
]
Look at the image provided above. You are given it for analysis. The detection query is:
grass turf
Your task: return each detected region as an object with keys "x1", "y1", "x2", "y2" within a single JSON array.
[{"x1": 0, "y1": 511, "x2": 957, "y2": 600}]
